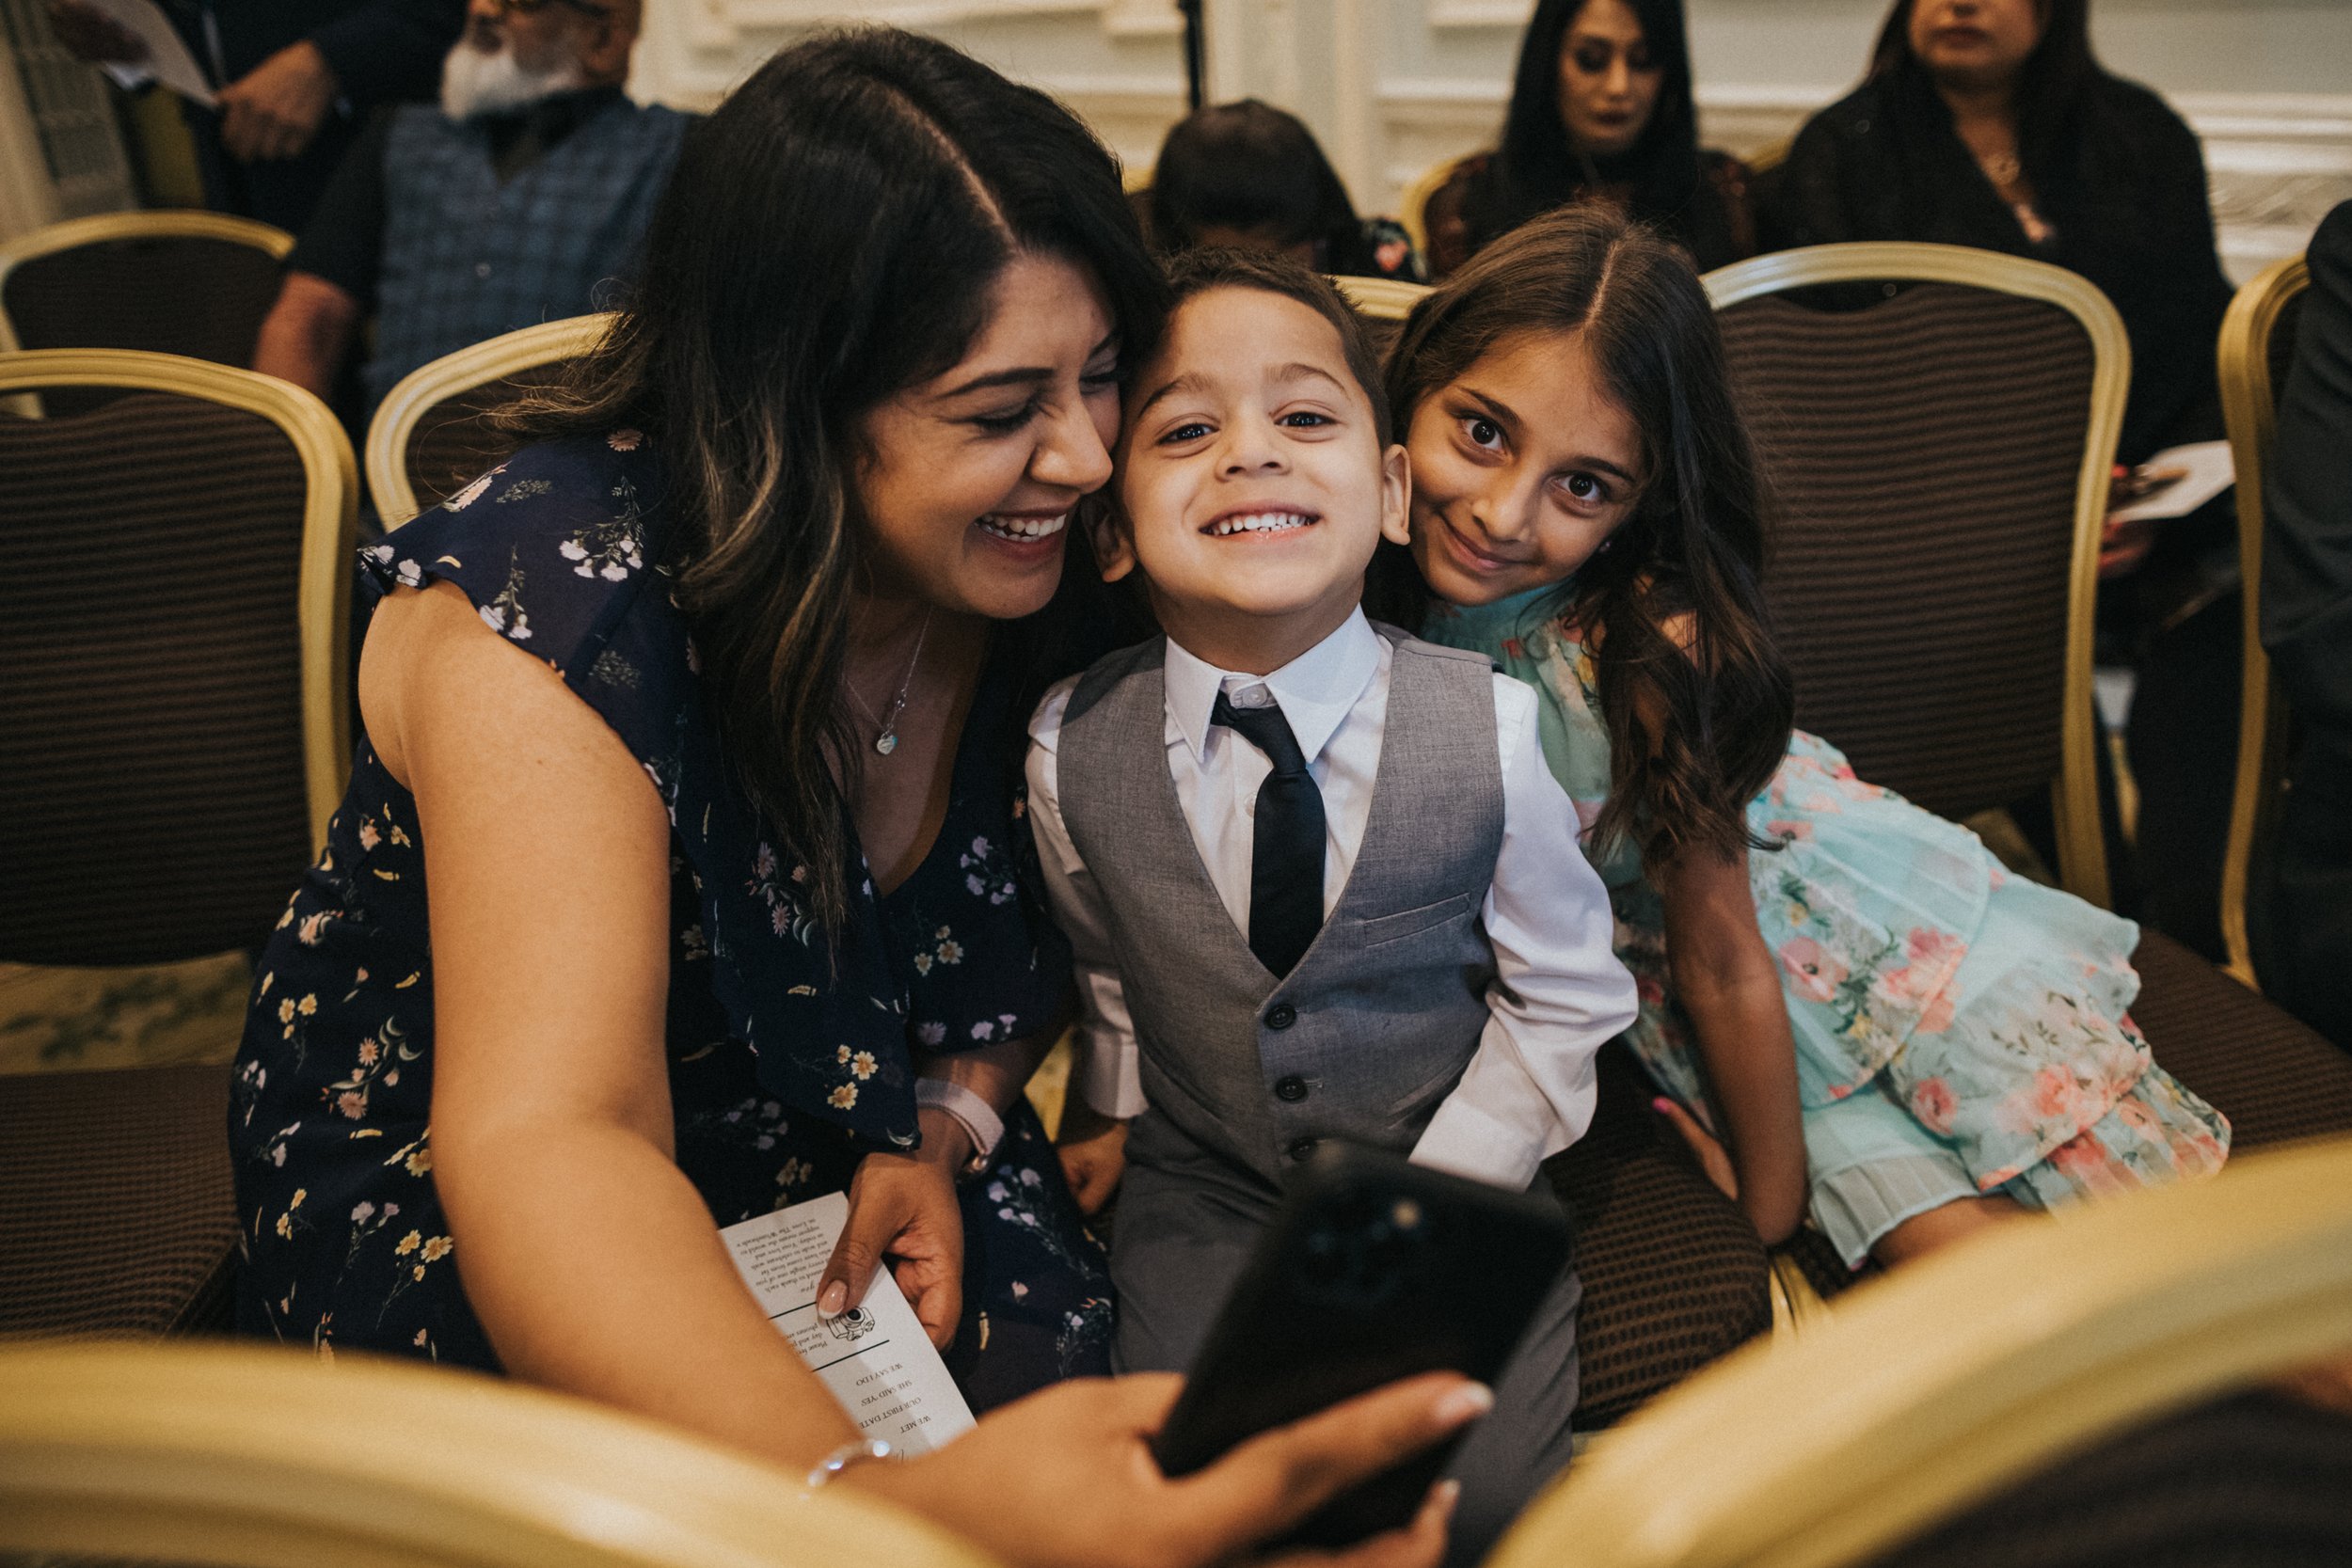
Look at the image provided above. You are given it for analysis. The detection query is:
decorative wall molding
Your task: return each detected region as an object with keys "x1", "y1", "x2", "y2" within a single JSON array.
[{"x1": 1425, "y1": 0, "x2": 1532, "y2": 28}]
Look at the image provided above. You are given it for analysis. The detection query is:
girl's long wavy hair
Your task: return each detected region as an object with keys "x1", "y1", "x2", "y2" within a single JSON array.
[
  {"x1": 502, "y1": 27, "x2": 1166, "y2": 928},
  {"x1": 1377, "y1": 207, "x2": 1793, "y2": 864},
  {"x1": 1468, "y1": 0, "x2": 1705, "y2": 248}
]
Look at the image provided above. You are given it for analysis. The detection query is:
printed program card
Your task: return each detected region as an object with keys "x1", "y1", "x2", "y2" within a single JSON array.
[{"x1": 720, "y1": 1192, "x2": 977, "y2": 1456}]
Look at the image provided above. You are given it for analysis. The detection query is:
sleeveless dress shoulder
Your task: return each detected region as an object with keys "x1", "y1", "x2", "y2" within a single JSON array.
[
  {"x1": 1428, "y1": 589, "x2": 2229, "y2": 1267},
  {"x1": 232, "y1": 435, "x2": 1110, "y2": 1403}
]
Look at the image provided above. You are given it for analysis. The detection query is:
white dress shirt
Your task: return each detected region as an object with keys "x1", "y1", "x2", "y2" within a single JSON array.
[{"x1": 1026, "y1": 610, "x2": 1638, "y2": 1190}]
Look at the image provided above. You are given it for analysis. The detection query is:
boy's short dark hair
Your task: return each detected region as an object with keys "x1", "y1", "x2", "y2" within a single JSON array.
[{"x1": 1160, "y1": 248, "x2": 1394, "y2": 447}]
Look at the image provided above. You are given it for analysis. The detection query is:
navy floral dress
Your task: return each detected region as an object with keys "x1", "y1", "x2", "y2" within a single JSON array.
[{"x1": 230, "y1": 434, "x2": 1112, "y2": 1411}]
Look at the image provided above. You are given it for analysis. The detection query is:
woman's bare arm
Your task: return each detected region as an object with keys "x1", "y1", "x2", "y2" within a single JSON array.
[
  {"x1": 1652, "y1": 843, "x2": 1808, "y2": 1244},
  {"x1": 366, "y1": 581, "x2": 863, "y2": 1469}
]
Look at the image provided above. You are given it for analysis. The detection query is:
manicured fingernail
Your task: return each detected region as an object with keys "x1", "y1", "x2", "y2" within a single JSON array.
[
  {"x1": 1652, "y1": 1097, "x2": 1675, "y2": 1115},
  {"x1": 1434, "y1": 1382, "x2": 1495, "y2": 1426},
  {"x1": 1432, "y1": 1479, "x2": 1462, "y2": 1519},
  {"x1": 818, "y1": 1280, "x2": 846, "y2": 1316}
]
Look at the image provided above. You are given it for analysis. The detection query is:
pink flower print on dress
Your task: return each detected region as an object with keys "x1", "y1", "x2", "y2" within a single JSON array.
[
  {"x1": 1779, "y1": 936, "x2": 1848, "y2": 1003},
  {"x1": 1763, "y1": 819, "x2": 1812, "y2": 843},
  {"x1": 2030, "y1": 1065, "x2": 2086, "y2": 1124},
  {"x1": 1911, "y1": 1076, "x2": 1958, "y2": 1134},
  {"x1": 2046, "y1": 1127, "x2": 2126, "y2": 1195},
  {"x1": 607, "y1": 429, "x2": 644, "y2": 451}
]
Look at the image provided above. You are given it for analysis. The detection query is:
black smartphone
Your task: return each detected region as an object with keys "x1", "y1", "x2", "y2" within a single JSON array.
[{"x1": 1151, "y1": 1142, "x2": 1574, "y2": 1550}]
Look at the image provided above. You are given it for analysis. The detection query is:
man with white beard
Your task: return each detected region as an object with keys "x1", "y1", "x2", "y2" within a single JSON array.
[{"x1": 252, "y1": 0, "x2": 689, "y2": 420}]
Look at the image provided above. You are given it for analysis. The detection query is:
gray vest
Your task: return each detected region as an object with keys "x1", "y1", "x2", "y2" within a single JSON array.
[{"x1": 1057, "y1": 627, "x2": 1505, "y2": 1186}]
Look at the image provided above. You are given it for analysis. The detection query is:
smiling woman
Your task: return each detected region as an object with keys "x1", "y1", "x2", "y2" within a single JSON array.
[
  {"x1": 1423, "y1": 0, "x2": 1756, "y2": 279},
  {"x1": 221, "y1": 27, "x2": 1492, "y2": 1568}
]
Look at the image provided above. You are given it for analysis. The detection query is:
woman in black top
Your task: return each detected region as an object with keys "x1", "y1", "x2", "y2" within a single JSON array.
[
  {"x1": 1769, "y1": 0, "x2": 2244, "y2": 957},
  {"x1": 1426, "y1": 0, "x2": 1755, "y2": 279},
  {"x1": 1769, "y1": 0, "x2": 2234, "y2": 482}
]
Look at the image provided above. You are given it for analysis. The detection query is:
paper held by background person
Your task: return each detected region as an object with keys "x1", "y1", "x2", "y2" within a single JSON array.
[
  {"x1": 721, "y1": 1193, "x2": 977, "y2": 1457},
  {"x1": 2109, "y1": 439, "x2": 2236, "y2": 523},
  {"x1": 79, "y1": 0, "x2": 214, "y2": 104}
]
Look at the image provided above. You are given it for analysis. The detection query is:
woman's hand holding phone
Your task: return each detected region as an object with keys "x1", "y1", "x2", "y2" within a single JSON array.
[{"x1": 846, "y1": 1370, "x2": 1486, "y2": 1568}]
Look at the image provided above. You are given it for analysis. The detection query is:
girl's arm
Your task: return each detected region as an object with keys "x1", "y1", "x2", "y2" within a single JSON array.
[{"x1": 1651, "y1": 841, "x2": 1808, "y2": 1245}]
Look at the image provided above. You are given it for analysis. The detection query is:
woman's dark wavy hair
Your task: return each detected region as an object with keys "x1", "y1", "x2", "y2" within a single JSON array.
[
  {"x1": 1469, "y1": 0, "x2": 1704, "y2": 247},
  {"x1": 1150, "y1": 100, "x2": 1378, "y2": 275},
  {"x1": 1377, "y1": 206, "x2": 1792, "y2": 864},
  {"x1": 506, "y1": 26, "x2": 1166, "y2": 928},
  {"x1": 1866, "y1": 0, "x2": 2105, "y2": 228}
]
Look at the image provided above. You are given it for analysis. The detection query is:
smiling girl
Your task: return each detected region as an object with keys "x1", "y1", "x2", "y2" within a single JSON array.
[{"x1": 1384, "y1": 208, "x2": 2229, "y2": 1271}]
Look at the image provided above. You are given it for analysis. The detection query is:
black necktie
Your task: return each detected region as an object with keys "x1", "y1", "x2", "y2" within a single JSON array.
[{"x1": 1212, "y1": 691, "x2": 1326, "y2": 978}]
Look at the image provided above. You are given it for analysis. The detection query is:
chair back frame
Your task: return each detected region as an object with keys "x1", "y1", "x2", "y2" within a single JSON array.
[
  {"x1": 365, "y1": 312, "x2": 615, "y2": 526},
  {"x1": 2216, "y1": 254, "x2": 2313, "y2": 989},
  {"x1": 1701, "y1": 242, "x2": 2132, "y2": 909},
  {"x1": 0, "y1": 210, "x2": 294, "y2": 356},
  {"x1": 1331, "y1": 274, "x2": 1430, "y2": 323},
  {"x1": 1489, "y1": 1135, "x2": 2352, "y2": 1568},
  {"x1": 0, "y1": 1339, "x2": 1000, "y2": 1568},
  {"x1": 0, "y1": 347, "x2": 355, "y2": 852},
  {"x1": 1398, "y1": 153, "x2": 1472, "y2": 261}
]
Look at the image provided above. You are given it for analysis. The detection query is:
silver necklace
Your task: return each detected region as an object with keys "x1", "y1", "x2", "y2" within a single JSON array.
[{"x1": 845, "y1": 609, "x2": 931, "y2": 756}]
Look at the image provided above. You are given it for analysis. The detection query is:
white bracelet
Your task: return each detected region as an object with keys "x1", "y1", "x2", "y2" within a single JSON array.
[
  {"x1": 805, "y1": 1436, "x2": 896, "y2": 1490},
  {"x1": 914, "y1": 1078, "x2": 1005, "y2": 1173}
]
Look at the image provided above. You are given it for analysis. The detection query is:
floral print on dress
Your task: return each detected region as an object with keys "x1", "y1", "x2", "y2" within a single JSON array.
[
  {"x1": 232, "y1": 436, "x2": 1104, "y2": 1407},
  {"x1": 1428, "y1": 586, "x2": 2229, "y2": 1216}
]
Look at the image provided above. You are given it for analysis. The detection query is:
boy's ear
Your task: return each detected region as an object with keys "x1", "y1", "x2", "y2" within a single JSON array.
[
  {"x1": 1089, "y1": 506, "x2": 1139, "y2": 583},
  {"x1": 1377, "y1": 443, "x2": 1412, "y2": 548}
]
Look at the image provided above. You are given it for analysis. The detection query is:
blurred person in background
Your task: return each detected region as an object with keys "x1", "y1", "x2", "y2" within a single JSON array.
[
  {"x1": 1423, "y1": 0, "x2": 1755, "y2": 279},
  {"x1": 2257, "y1": 200, "x2": 2352, "y2": 1052},
  {"x1": 251, "y1": 0, "x2": 687, "y2": 420},
  {"x1": 44, "y1": 0, "x2": 466, "y2": 232},
  {"x1": 1769, "y1": 0, "x2": 2241, "y2": 958},
  {"x1": 1146, "y1": 99, "x2": 1422, "y2": 280}
]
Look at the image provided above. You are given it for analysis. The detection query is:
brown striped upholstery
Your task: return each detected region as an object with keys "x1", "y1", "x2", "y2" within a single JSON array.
[
  {"x1": 2131, "y1": 931, "x2": 2352, "y2": 1148},
  {"x1": 0, "y1": 391, "x2": 312, "y2": 967},
  {"x1": 1548, "y1": 1041, "x2": 1773, "y2": 1428},
  {"x1": 0, "y1": 1065, "x2": 237, "y2": 1338},
  {"x1": 4, "y1": 236, "x2": 283, "y2": 417},
  {"x1": 1718, "y1": 283, "x2": 2090, "y2": 819},
  {"x1": 399, "y1": 364, "x2": 569, "y2": 515},
  {"x1": 1866, "y1": 1389, "x2": 2352, "y2": 1568}
]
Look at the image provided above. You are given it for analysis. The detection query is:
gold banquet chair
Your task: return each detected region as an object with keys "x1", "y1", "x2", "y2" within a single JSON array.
[
  {"x1": 0, "y1": 1338, "x2": 999, "y2": 1568},
  {"x1": 2217, "y1": 254, "x2": 2314, "y2": 991},
  {"x1": 1703, "y1": 244, "x2": 2352, "y2": 1304},
  {"x1": 1489, "y1": 1133, "x2": 2352, "y2": 1568},
  {"x1": 365, "y1": 311, "x2": 614, "y2": 526},
  {"x1": 0, "y1": 348, "x2": 354, "y2": 1338},
  {"x1": 0, "y1": 212, "x2": 292, "y2": 381},
  {"x1": 1398, "y1": 154, "x2": 1473, "y2": 264}
]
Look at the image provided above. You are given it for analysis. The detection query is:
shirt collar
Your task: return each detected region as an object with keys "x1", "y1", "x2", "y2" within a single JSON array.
[{"x1": 1162, "y1": 609, "x2": 1382, "y2": 766}]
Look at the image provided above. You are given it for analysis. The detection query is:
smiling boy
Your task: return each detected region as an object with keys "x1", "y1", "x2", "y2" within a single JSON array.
[{"x1": 1024, "y1": 251, "x2": 1637, "y2": 1559}]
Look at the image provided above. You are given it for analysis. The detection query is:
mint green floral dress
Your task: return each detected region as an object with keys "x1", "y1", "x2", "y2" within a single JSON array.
[{"x1": 1430, "y1": 589, "x2": 2230, "y2": 1267}]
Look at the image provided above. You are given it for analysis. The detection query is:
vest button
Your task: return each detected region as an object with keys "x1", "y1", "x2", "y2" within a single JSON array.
[
  {"x1": 1265, "y1": 1004, "x2": 1297, "y2": 1030},
  {"x1": 1287, "y1": 1137, "x2": 1319, "y2": 1162},
  {"x1": 1275, "y1": 1075, "x2": 1308, "y2": 1102},
  {"x1": 475, "y1": 261, "x2": 492, "y2": 279}
]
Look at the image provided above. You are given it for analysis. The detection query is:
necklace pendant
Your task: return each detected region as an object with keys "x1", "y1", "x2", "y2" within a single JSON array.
[{"x1": 875, "y1": 731, "x2": 898, "y2": 756}]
